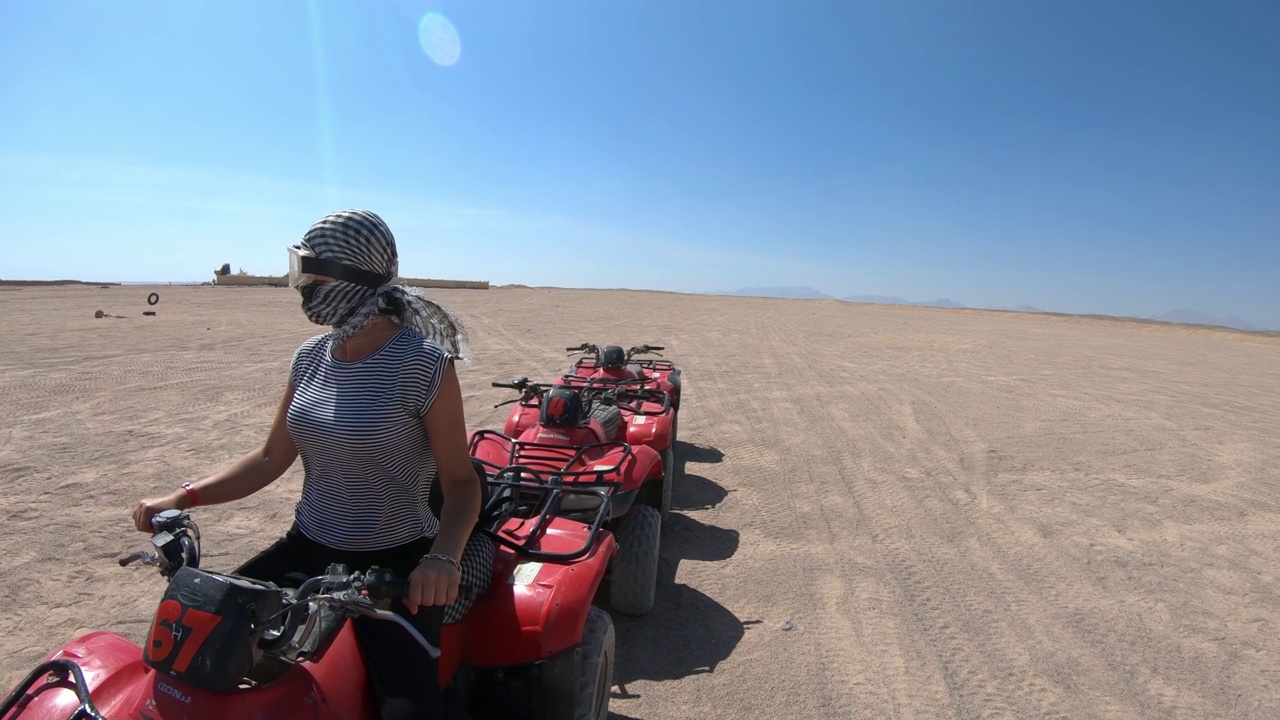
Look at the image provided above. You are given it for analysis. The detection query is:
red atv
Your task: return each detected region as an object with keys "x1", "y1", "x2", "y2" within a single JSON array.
[
  {"x1": 564, "y1": 343, "x2": 683, "y2": 414},
  {"x1": 472, "y1": 380, "x2": 664, "y2": 616},
  {"x1": 1, "y1": 471, "x2": 619, "y2": 720},
  {"x1": 500, "y1": 375, "x2": 676, "y2": 520}
]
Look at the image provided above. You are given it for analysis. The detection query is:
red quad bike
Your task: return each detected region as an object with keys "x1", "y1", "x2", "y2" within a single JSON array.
[
  {"x1": 501, "y1": 375, "x2": 676, "y2": 520},
  {"x1": 471, "y1": 380, "x2": 664, "y2": 616},
  {"x1": 1, "y1": 471, "x2": 620, "y2": 720},
  {"x1": 564, "y1": 343, "x2": 683, "y2": 417}
]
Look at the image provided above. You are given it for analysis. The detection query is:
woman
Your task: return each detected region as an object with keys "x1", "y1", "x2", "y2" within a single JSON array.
[{"x1": 132, "y1": 209, "x2": 489, "y2": 719}]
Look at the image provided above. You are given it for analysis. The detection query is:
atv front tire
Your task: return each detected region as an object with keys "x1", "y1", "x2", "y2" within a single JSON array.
[
  {"x1": 573, "y1": 606, "x2": 615, "y2": 720},
  {"x1": 609, "y1": 505, "x2": 661, "y2": 616},
  {"x1": 659, "y1": 444, "x2": 674, "y2": 519}
]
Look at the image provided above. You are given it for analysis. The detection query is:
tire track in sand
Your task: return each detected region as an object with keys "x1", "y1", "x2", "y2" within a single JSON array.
[{"x1": 824, "y1": 354, "x2": 1231, "y2": 718}]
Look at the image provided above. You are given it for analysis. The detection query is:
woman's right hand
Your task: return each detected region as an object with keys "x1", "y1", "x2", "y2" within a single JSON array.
[{"x1": 132, "y1": 492, "x2": 183, "y2": 533}]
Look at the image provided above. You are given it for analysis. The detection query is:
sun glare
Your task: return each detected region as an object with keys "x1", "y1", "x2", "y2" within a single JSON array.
[{"x1": 419, "y1": 13, "x2": 461, "y2": 67}]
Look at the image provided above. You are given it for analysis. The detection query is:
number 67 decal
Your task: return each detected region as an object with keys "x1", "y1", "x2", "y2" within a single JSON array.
[{"x1": 146, "y1": 600, "x2": 222, "y2": 673}]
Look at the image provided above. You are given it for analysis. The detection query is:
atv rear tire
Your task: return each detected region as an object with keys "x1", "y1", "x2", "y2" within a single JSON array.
[
  {"x1": 609, "y1": 505, "x2": 661, "y2": 616},
  {"x1": 588, "y1": 403, "x2": 622, "y2": 440},
  {"x1": 574, "y1": 606, "x2": 615, "y2": 720}
]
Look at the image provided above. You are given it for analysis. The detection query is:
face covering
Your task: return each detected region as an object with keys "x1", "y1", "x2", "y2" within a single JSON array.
[
  {"x1": 289, "y1": 209, "x2": 470, "y2": 358},
  {"x1": 299, "y1": 281, "x2": 366, "y2": 326}
]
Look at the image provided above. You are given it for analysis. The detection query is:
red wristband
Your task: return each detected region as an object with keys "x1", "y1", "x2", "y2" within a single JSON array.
[{"x1": 181, "y1": 482, "x2": 199, "y2": 508}]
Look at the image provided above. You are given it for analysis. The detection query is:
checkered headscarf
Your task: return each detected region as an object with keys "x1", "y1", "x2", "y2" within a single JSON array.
[{"x1": 299, "y1": 209, "x2": 470, "y2": 359}]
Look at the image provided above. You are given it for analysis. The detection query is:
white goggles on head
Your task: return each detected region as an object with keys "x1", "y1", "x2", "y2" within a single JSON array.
[
  {"x1": 287, "y1": 244, "x2": 395, "y2": 290},
  {"x1": 287, "y1": 245, "x2": 317, "y2": 289}
]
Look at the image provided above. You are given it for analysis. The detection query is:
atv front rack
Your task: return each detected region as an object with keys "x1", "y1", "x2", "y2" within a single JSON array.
[
  {"x1": 0, "y1": 659, "x2": 108, "y2": 720},
  {"x1": 480, "y1": 466, "x2": 613, "y2": 561},
  {"x1": 469, "y1": 431, "x2": 635, "y2": 482}
]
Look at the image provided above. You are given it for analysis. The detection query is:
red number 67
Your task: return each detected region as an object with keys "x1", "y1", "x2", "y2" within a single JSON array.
[{"x1": 145, "y1": 600, "x2": 223, "y2": 674}]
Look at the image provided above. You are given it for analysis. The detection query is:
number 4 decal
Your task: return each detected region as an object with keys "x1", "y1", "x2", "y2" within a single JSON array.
[
  {"x1": 146, "y1": 600, "x2": 223, "y2": 673},
  {"x1": 546, "y1": 395, "x2": 567, "y2": 418}
]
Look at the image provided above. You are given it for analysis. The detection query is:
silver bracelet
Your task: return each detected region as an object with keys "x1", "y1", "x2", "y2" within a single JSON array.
[{"x1": 421, "y1": 553, "x2": 461, "y2": 573}]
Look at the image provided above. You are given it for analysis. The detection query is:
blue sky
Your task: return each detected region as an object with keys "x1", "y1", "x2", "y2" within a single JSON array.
[{"x1": 1, "y1": 1, "x2": 1277, "y2": 327}]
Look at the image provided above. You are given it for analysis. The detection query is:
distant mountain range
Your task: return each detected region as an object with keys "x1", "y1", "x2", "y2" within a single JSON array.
[
  {"x1": 713, "y1": 286, "x2": 835, "y2": 300},
  {"x1": 712, "y1": 287, "x2": 1273, "y2": 332},
  {"x1": 843, "y1": 294, "x2": 964, "y2": 308},
  {"x1": 1152, "y1": 309, "x2": 1262, "y2": 332},
  {"x1": 712, "y1": 286, "x2": 962, "y2": 308}
]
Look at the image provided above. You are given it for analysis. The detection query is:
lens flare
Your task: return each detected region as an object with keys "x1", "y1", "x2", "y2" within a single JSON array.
[{"x1": 419, "y1": 13, "x2": 461, "y2": 67}]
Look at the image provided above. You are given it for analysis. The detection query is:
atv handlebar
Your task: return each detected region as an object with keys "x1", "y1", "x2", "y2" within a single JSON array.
[
  {"x1": 625, "y1": 344, "x2": 664, "y2": 360},
  {"x1": 119, "y1": 509, "x2": 202, "y2": 579},
  {"x1": 491, "y1": 377, "x2": 555, "y2": 408},
  {"x1": 117, "y1": 513, "x2": 468, "y2": 662},
  {"x1": 569, "y1": 343, "x2": 667, "y2": 361},
  {"x1": 293, "y1": 568, "x2": 467, "y2": 660}
]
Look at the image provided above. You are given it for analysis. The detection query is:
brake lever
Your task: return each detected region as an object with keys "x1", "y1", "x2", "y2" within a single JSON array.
[
  {"x1": 347, "y1": 605, "x2": 442, "y2": 659},
  {"x1": 118, "y1": 551, "x2": 161, "y2": 568}
]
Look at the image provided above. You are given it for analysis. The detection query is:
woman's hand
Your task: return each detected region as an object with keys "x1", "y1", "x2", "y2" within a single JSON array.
[
  {"x1": 406, "y1": 556, "x2": 461, "y2": 613},
  {"x1": 132, "y1": 491, "x2": 184, "y2": 532}
]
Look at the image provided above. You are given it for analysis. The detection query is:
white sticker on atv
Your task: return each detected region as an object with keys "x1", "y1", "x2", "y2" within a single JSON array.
[
  {"x1": 511, "y1": 562, "x2": 542, "y2": 585},
  {"x1": 632, "y1": 415, "x2": 646, "y2": 424}
]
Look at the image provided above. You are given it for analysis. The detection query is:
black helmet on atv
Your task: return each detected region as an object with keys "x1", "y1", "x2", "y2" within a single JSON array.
[
  {"x1": 539, "y1": 386, "x2": 584, "y2": 428},
  {"x1": 600, "y1": 345, "x2": 626, "y2": 370}
]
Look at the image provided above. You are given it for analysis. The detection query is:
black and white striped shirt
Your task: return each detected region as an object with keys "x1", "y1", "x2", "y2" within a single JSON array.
[{"x1": 286, "y1": 327, "x2": 452, "y2": 550}]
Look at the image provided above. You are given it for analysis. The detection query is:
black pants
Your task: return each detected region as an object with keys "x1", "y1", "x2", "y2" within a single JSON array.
[{"x1": 234, "y1": 525, "x2": 449, "y2": 720}]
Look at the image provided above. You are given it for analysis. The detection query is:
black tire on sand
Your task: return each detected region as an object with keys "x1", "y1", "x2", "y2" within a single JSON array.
[
  {"x1": 609, "y1": 505, "x2": 661, "y2": 616},
  {"x1": 573, "y1": 606, "x2": 615, "y2": 720}
]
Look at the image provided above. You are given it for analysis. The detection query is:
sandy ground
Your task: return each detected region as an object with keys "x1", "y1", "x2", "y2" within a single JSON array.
[{"x1": 1, "y1": 284, "x2": 1278, "y2": 719}]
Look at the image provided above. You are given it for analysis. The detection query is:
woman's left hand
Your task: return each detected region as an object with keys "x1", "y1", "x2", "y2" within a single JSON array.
[{"x1": 405, "y1": 556, "x2": 460, "y2": 613}]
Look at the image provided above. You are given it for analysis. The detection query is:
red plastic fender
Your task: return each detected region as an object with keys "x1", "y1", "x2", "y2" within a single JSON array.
[
  {"x1": 503, "y1": 404, "x2": 540, "y2": 438},
  {"x1": 623, "y1": 444, "x2": 663, "y2": 488},
  {"x1": 623, "y1": 409, "x2": 672, "y2": 452},
  {"x1": 4, "y1": 625, "x2": 375, "y2": 720},
  {"x1": 461, "y1": 523, "x2": 617, "y2": 669}
]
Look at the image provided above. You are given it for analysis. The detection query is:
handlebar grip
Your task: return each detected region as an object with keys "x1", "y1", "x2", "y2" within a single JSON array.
[
  {"x1": 364, "y1": 567, "x2": 404, "y2": 602},
  {"x1": 392, "y1": 577, "x2": 411, "y2": 599}
]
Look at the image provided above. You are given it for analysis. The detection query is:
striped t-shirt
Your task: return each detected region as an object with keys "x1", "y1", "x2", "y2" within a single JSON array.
[{"x1": 285, "y1": 327, "x2": 452, "y2": 551}]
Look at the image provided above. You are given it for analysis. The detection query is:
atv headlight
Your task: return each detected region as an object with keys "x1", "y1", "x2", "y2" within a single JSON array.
[{"x1": 559, "y1": 490, "x2": 606, "y2": 512}]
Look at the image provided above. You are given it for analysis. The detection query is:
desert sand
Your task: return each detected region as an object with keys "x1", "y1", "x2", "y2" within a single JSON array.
[{"x1": 1, "y1": 284, "x2": 1277, "y2": 719}]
